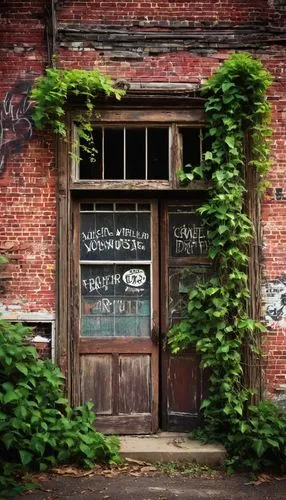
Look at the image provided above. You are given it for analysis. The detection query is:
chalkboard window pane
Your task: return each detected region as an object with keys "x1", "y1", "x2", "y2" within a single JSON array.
[
  {"x1": 126, "y1": 128, "x2": 146, "y2": 179},
  {"x1": 169, "y1": 210, "x2": 209, "y2": 257},
  {"x1": 80, "y1": 208, "x2": 151, "y2": 261},
  {"x1": 148, "y1": 128, "x2": 169, "y2": 180},
  {"x1": 104, "y1": 128, "x2": 124, "y2": 179},
  {"x1": 81, "y1": 265, "x2": 151, "y2": 337}
]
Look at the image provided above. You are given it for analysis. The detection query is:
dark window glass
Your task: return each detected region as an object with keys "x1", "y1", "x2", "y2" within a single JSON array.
[
  {"x1": 80, "y1": 203, "x2": 94, "y2": 211},
  {"x1": 126, "y1": 129, "x2": 145, "y2": 179},
  {"x1": 180, "y1": 128, "x2": 201, "y2": 171},
  {"x1": 104, "y1": 129, "x2": 124, "y2": 179},
  {"x1": 79, "y1": 128, "x2": 102, "y2": 179},
  {"x1": 148, "y1": 128, "x2": 169, "y2": 180}
]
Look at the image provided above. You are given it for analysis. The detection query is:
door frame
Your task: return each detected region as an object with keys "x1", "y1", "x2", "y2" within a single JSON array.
[
  {"x1": 159, "y1": 199, "x2": 211, "y2": 431},
  {"x1": 70, "y1": 196, "x2": 160, "y2": 434}
]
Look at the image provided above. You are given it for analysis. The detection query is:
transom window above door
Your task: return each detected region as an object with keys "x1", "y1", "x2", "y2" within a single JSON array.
[
  {"x1": 71, "y1": 108, "x2": 208, "y2": 188},
  {"x1": 79, "y1": 127, "x2": 171, "y2": 181}
]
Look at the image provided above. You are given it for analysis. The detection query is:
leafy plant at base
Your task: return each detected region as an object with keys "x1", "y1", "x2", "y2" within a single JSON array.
[
  {"x1": 168, "y1": 53, "x2": 286, "y2": 472},
  {"x1": 0, "y1": 320, "x2": 120, "y2": 496},
  {"x1": 31, "y1": 67, "x2": 125, "y2": 161}
]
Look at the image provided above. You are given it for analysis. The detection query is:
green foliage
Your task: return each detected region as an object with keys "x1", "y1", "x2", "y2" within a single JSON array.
[
  {"x1": 225, "y1": 400, "x2": 286, "y2": 473},
  {"x1": 31, "y1": 67, "x2": 124, "y2": 136},
  {"x1": 31, "y1": 67, "x2": 125, "y2": 162},
  {"x1": 0, "y1": 319, "x2": 120, "y2": 496},
  {"x1": 0, "y1": 255, "x2": 8, "y2": 265},
  {"x1": 168, "y1": 53, "x2": 284, "y2": 472},
  {"x1": 155, "y1": 461, "x2": 220, "y2": 478}
]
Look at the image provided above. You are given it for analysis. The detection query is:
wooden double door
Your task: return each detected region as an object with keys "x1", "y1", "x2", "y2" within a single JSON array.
[{"x1": 72, "y1": 198, "x2": 210, "y2": 434}]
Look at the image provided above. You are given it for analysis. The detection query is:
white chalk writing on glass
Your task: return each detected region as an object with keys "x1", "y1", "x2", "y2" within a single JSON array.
[
  {"x1": 82, "y1": 269, "x2": 147, "y2": 295},
  {"x1": 88, "y1": 298, "x2": 140, "y2": 314},
  {"x1": 81, "y1": 226, "x2": 149, "y2": 253},
  {"x1": 172, "y1": 224, "x2": 208, "y2": 255},
  {"x1": 82, "y1": 273, "x2": 121, "y2": 293}
]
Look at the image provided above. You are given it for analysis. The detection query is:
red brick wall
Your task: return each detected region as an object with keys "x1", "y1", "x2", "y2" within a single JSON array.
[
  {"x1": 1, "y1": 0, "x2": 286, "y2": 397},
  {"x1": 0, "y1": 1, "x2": 56, "y2": 315},
  {"x1": 57, "y1": 0, "x2": 269, "y2": 25}
]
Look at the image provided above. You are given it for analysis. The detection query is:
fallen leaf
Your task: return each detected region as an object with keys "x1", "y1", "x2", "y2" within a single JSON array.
[
  {"x1": 140, "y1": 466, "x2": 158, "y2": 473},
  {"x1": 51, "y1": 466, "x2": 97, "y2": 477},
  {"x1": 125, "y1": 458, "x2": 149, "y2": 466}
]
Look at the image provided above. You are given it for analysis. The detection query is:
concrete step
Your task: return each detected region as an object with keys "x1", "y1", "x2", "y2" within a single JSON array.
[{"x1": 120, "y1": 432, "x2": 226, "y2": 467}]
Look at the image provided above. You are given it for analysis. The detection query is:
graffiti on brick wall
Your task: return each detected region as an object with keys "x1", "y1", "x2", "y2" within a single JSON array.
[
  {"x1": 0, "y1": 80, "x2": 33, "y2": 173},
  {"x1": 264, "y1": 278, "x2": 286, "y2": 326}
]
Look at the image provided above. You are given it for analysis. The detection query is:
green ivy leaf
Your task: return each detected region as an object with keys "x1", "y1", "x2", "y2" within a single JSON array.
[
  {"x1": 16, "y1": 362, "x2": 28, "y2": 376},
  {"x1": 19, "y1": 450, "x2": 33, "y2": 466}
]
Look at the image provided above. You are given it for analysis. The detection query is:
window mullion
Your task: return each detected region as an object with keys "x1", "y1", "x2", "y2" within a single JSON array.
[
  {"x1": 123, "y1": 127, "x2": 126, "y2": 180},
  {"x1": 145, "y1": 127, "x2": 148, "y2": 180},
  {"x1": 102, "y1": 127, "x2": 105, "y2": 179},
  {"x1": 199, "y1": 128, "x2": 203, "y2": 164}
]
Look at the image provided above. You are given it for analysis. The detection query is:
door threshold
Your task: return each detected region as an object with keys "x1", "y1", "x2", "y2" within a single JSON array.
[{"x1": 119, "y1": 433, "x2": 226, "y2": 466}]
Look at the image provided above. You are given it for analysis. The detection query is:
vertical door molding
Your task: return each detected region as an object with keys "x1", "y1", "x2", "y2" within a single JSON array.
[{"x1": 56, "y1": 113, "x2": 72, "y2": 398}]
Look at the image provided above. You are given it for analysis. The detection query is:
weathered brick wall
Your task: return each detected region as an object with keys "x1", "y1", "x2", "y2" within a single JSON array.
[
  {"x1": 57, "y1": 0, "x2": 269, "y2": 25},
  {"x1": 1, "y1": 0, "x2": 286, "y2": 398},
  {"x1": 0, "y1": 1, "x2": 56, "y2": 317}
]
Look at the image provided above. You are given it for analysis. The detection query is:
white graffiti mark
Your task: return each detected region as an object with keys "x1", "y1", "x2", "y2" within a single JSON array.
[
  {"x1": 82, "y1": 273, "x2": 121, "y2": 294},
  {"x1": 81, "y1": 226, "x2": 149, "y2": 254},
  {"x1": 89, "y1": 298, "x2": 136, "y2": 314},
  {"x1": 82, "y1": 237, "x2": 146, "y2": 253},
  {"x1": 0, "y1": 80, "x2": 33, "y2": 172},
  {"x1": 264, "y1": 278, "x2": 286, "y2": 325},
  {"x1": 173, "y1": 224, "x2": 209, "y2": 255},
  {"x1": 123, "y1": 269, "x2": 146, "y2": 287}
]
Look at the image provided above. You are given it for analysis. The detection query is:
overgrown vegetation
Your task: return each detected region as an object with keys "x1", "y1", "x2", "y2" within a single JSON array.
[
  {"x1": 31, "y1": 67, "x2": 125, "y2": 160},
  {"x1": 0, "y1": 320, "x2": 120, "y2": 497},
  {"x1": 155, "y1": 461, "x2": 221, "y2": 478},
  {"x1": 169, "y1": 53, "x2": 286, "y2": 473}
]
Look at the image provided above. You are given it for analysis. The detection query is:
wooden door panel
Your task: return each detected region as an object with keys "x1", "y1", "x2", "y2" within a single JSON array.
[
  {"x1": 119, "y1": 355, "x2": 151, "y2": 414},
  {"x1": 165, "y1": 350, "x2": 206, "y2": 431},
  {"x1": 161, "y1": 201, "x2": 211, "y2": 431},
  {"x1": 80, "y1": 354, "x2": 113, "y2": 414},
  {"x1": 73, "y1": 199, "x2": 159, "y2": 434},
  {"x1": 168, "y1": 352, "x2": 200, "y2": 414}
]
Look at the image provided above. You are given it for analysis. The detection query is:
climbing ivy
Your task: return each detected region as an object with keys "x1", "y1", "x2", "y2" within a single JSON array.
[
  {"x1": 31, "y1": 67, "x2": 125, "y2": 160},
  {"x1": 168, "y1": 53, "x2": 286, "y2": 472}
]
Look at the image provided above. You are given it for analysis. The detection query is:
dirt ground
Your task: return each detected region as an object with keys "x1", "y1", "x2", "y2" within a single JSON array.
[{"x1": 12, "y1": 463, "x2": 286, "y2": 500}]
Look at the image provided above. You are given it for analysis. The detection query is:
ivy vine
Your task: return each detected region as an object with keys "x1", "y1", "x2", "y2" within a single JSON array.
[
  {"x1": 31, "y1": 67, "x2": 125, "y2": 159},
  {"x1": 169, "y1": 53, "x2": 286, "y2": 472}
]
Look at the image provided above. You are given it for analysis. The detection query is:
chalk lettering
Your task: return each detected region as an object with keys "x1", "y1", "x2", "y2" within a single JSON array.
[
  {"x1": 173, "y1": 224, "x2": 208, "y2": 255},
  {"x1": 123, "y1": 269, "x2": 146, "y2": 287},
  {"x1": 82, "y1": 273, "x2": 121, "y2": 293},
  {"x1": 82, "y1": 238, "x2": 146, "y2": 253},
  {"x1": 81, "y1": 227, "x2": 113, "y2": 241},
  {"x1": 116, "y1": 227, "x2": 149, "y2": 239},
  {"x1": 90, "y1": 298, "x2": 136, "y2": 314}
]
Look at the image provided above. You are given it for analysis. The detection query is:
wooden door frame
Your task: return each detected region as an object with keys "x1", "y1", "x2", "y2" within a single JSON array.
[
  {"x1": 71, "y1": 197, "x2": 160, "y2": 433},
  {"x1": 159, "y1": 199, "x2": 211, "y2": 431}
]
